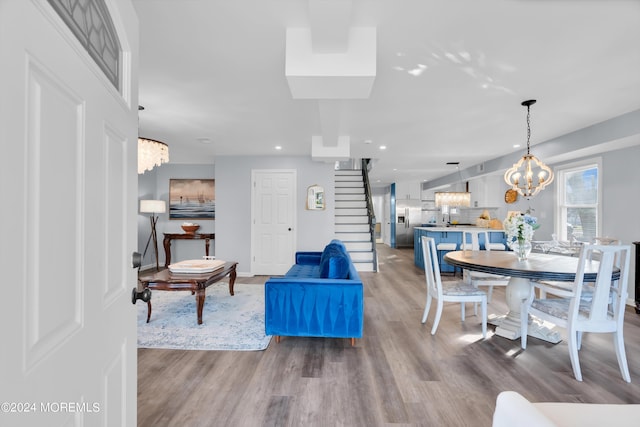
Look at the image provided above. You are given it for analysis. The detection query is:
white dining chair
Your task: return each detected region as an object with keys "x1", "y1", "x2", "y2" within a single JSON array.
[
  {"x1": 461, "y1": 230, "x2": 510, "y2": 302},
  {"x1": 520, "y1": 243, "x2": 632, "y2": 382},
  {"x1": 421, "y1": 236, "x2": 487, "y2": 338},
  {"x1": 534, "y1": 237, "x2": 621, "y2": 299}
]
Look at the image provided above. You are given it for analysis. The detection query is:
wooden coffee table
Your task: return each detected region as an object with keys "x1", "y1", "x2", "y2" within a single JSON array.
[{"x1": 138, "y1": 261, "x2": 238, "y2": 325}]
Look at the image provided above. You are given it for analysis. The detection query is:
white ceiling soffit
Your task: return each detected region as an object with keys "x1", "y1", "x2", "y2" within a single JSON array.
[
  {"x1": 285, "y1": 27, "x2": 377, "y2": 99},
  {"x1": 312, "y1": 135, "x2": 351, "y2": 162},
  {"x1": 286, "y1": 0, "x2": 377, "y2": 162}
]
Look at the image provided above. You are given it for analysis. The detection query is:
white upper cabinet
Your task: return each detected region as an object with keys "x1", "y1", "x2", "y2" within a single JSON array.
[{"x1": 395, "y1": 181, "x2": 422, "y2": 200}]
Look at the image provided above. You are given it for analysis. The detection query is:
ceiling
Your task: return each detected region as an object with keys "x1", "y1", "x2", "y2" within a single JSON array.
[{"x1": 133, "y1": 0, "x2": 640, "y2": 187}]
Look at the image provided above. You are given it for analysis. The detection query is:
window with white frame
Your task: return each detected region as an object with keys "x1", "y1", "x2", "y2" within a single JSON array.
[{"x1": 556, "y1": 159, "x2": 601, "y2": 242}]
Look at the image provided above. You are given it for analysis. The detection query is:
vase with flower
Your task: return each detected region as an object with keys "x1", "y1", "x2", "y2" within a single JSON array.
[{"x1": 503, "y1": 213, "x2": 539, "y2": 261}]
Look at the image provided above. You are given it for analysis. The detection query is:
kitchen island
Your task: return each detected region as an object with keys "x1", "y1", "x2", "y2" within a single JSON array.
[{"x1": 414, "y1": 226, "x2": 506, "y2": 271}]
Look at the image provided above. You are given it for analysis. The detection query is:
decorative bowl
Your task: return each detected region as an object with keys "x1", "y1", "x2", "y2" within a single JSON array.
[{"x1": 181, "y1": 224, "x2": 200, "y2": 234}]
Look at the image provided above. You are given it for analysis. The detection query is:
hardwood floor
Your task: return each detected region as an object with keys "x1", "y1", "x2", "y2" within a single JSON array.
[{"x1": 138, "y1": 244, "x2": 640, "y2": 426}]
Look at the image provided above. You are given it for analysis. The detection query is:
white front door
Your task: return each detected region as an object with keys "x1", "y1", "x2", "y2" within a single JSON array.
[
  {"x1": 251, "y1": 170, "x2": 296, "y2": 275},
  {"x1": 0, "y1": 1, "x2": 138, "y2": 426}
]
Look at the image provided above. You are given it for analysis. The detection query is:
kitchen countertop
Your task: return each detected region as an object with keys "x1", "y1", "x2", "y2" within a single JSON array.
[{"x1": 415, "y1": 226, "x2": 504, "y2": 232}]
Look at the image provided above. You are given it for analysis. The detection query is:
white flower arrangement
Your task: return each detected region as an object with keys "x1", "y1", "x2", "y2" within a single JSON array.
[{"x1": 503, "y1": 213, "x2": 539, "y2": 246}]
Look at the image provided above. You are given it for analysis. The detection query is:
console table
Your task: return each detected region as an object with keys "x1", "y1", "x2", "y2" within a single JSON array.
[{"x1": 163, "y1": 233, "x2": 215, "y2": 267}]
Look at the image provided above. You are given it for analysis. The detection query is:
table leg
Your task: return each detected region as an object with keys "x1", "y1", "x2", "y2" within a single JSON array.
[
  {"x1": 163, "y1": 236, "x2": 172, "y2": 268},
  {"x1": 489, "y1": 277, "x2": 561, "y2": 343},
  {"x1": 228, "y1": 265, "x2": 237, "y2": 296},
  {"x1": 196, "y1": 289, "x2": 205, "y2": 325},
  {"x1": 205, "y1": 238, "x2": 210, "y2": 257},
  {"x1": 146, "y1": 300, "x2": 152, "y2": 323}
]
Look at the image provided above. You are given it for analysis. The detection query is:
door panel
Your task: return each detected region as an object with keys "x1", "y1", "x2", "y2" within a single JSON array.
[
  {"x1": 252, "y1": 170, "x2": 296, "y2": 275},
  {"x1": 25, "y1": 61, "x2": 84, "y2": 369}
]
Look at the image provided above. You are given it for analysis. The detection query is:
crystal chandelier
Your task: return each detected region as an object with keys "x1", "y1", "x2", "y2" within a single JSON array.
[
  {"x1": 434, "y1": 162, "x2": 471, "y2": 208},
  {"x1": 138, "y1": 137, "x2": 169, "y2": 174},
  {"x1": 504, "y1": 100, "x2": 554, "y2": 199},
  {"x1": 434, "y1": 192, "x2": 471, "y2": 208}
]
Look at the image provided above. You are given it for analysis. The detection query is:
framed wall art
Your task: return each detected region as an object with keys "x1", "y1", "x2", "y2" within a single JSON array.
[
  {"x1": 169, "y1": 178, "x2": 215, "y2": 219},
  {"x1": 306, "y1": 184, "x2": 325, "y2": 210}
]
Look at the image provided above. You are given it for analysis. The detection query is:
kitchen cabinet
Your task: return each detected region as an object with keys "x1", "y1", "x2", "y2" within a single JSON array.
[
  {"x1": 414, "y1": 228, "x2": 461, "y2": 273},
  {"x1": 414, "y1": 227, "x2": 506, "y2": 270},
  {"x1": 394, "y1": 181, "x2": 422, "y2": 200}
]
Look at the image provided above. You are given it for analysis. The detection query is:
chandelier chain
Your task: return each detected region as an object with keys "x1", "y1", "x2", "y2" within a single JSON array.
[{"x1": 526, "y1": 104, "x2": 531, "y2": 155}]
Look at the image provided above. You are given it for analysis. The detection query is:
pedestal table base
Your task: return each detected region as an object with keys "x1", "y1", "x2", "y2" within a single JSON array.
[{"x1": 489, "y1": 276, "x2": 562, "y2": 344}]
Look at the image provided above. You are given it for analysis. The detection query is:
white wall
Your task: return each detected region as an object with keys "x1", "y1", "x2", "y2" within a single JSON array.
[{"x1": 215, "y1": 156, "x2": 335, "y2": 275}]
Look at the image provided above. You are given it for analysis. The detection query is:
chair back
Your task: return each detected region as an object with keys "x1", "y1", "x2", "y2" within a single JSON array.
[
  {"x1": 589, "y1": 237, "x2": 621, "y2": 263},
  {"x1": 592, "y1": 237, "x2": 621, "y2": 245},
  {"x1": 462, "y1": 230, "x2": 490, "y2": 251},
  {"x1": 571, "y1": 244, "x2": 631, "y2": 328},
  {"x1": 421, "y1": 236, "x2": 443, "y2": 299}
]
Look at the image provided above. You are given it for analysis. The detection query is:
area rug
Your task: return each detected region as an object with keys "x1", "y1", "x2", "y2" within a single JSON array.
[{"x1": 137, "y1": 283, "x2": 272, "y2": 351}]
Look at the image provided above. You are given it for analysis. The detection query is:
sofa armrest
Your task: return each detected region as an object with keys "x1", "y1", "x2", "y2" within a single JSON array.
[
  {"x1": 492, "y1": 392, "x2": 557, "y2": 427},
  {"x1": 493, "y1": 391, "x2": 640, "y2": 427},
  {"x1": 295, "y1": 251, "x2": 322, "y2": 265}
]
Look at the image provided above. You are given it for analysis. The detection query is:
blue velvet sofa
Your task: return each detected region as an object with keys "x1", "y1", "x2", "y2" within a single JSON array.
[{"x1": 265, "y1": 239, "x2": 364, "y2": 345}]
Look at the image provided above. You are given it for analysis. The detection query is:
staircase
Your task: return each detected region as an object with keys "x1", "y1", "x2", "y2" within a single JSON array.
[{"x1": 334, "y1": 169, "x2": 377, "y2": 272}]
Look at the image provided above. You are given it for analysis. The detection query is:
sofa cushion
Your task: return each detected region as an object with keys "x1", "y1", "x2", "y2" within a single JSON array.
[
  {"x1": 319, "y1": 241, "x2": 350, "y2": 279},
  {"x1": 285, "y1": 263, "x2": 321, "y2": 278}
]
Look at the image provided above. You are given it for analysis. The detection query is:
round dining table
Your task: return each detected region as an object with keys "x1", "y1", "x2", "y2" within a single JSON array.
[{"x1": 444, "y1": 249, "x2": 617, "y2": 343}]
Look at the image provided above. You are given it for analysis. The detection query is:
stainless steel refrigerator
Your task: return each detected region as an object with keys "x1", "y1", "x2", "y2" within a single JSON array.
[{"x1": 395, "y1": 199, "x2": 422, "y2": 248}]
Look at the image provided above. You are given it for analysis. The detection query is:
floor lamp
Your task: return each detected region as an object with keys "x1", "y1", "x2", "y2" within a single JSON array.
[{"x1": 140, "y1": 200, "x2": 166, "y2": 270}]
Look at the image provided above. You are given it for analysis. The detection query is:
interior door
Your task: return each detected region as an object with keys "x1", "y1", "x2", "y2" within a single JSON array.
[
  {"x1": 0, "y1": 1, "x2": 138, "y2": 425},
  {"x1": 251, "y1": 170, "x2": 296, "y2": 275}
]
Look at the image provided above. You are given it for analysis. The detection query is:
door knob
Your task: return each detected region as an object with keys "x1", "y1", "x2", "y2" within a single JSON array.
[
  {"x1": 132, "y1": 251, "x2": 142, "y2": 269},
  {"x1": 131, "y1": 287, "x2": 151, "y2": 305},
  {"x1": 131, "y1": 251, "x2": 150, "y2": 304}
]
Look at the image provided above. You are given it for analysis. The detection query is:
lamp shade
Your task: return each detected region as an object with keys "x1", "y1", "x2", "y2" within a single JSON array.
[
  {"x1": 140, "y1": 199, "x2": 166, "y2": 214},
  {"x1": 434, "y1": 192, "x2": 471, "y2": 208}
]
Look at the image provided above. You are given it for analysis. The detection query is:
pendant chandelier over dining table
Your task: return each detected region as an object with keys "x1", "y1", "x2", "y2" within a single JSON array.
[{"x1": 504, "y1": 100, "x2": 554, "y2": 199}]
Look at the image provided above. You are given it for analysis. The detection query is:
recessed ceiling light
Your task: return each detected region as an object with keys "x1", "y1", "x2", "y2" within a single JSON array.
[
  {"x1": 379, "y1": 145, "x2": 387, "y2": 150},
  {"x1": 275, "y1": 145, "x2": 282, "y2": 150},
  {"x1": 513, "y1": 144, "x2": 521, "y2": 148}
]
